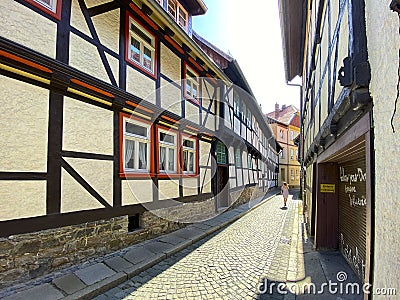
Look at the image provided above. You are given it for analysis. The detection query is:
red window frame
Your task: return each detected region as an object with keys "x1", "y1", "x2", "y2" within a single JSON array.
[
  {"x1": 155, "y1": 124, "x2": 181, "y2": 178},
  {"x1": 125, "y1": 12, "x2": 158, "y2": 80},
  {"x1": 179, "y1": 132, "x2": 199, "y2": 177},
  {"x1": 183, "y1": 63, "x2": 201, "y2": 106},
  {"x1": 119, "y1": 112, "x2": 155, "y2": 178},
  {"x1": 24, "y1": 0, "x2": 62, "y2": 20}
]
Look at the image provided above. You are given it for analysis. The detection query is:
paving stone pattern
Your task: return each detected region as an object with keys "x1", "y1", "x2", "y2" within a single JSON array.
[{"x1": 96, "y1": 195, "x2": 297, "y2": 299}]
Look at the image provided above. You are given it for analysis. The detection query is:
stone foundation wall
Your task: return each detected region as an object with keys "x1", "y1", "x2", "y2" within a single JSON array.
[{"x1": 0, "y1": 186, "x2": 260, "y2": 290}]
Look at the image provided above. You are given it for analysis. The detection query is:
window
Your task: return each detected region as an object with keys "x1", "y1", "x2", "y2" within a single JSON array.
[
  {"x1": 296, "y1": 169, "x2": 299, "y2": 180},
  {"x1": 215, "y1": 142, "x2": 227, "y2": 164},
  {"x1": 158, "y1": 129, "x2": 177, "y2": 173},
  {"x1": 290, "y1": 130, "x2": 294, "y2": 141},
  {"x1": 281, "y1": 168, "x2": 285, "y2": 181},
  {"x1": 242, "y1": 102, "x2": 247, "y2": 123},
  {"x1": 280, "y1": 149, "x2": 285, "y2": 159},
  {"x1": 182, "y1": 137, "x2": 196, "y2": 173},
  {"x1": 25, "y1": 0, "x2": 61, "y2": 19},
  {"x1": 290, "y1": 149, "x2": 294, "y2": 160},
  {"x1": 185, "y1": 65, "x2": 200, "y2": 104},
  {"x1": 291, "y1": 169, "x2": 295, "y2": 181},
  {"x1": 167, "y1": 0, "x2": 188, "y2": 32},
  {"x1": 127, "y1": 16, "x2": 156, "y2": 77},
  {"x1": 235, "y1": 148, "x2": 242, "y2": 167},
  {"x1": 279, "y1": 129, "x2": 284, "y2": 139},
  {"x1": 247, "y1": 110, "x2": 252, "y2": 128},
  {"x1": 248, "y1": 154, "x2": 253, "y2": 169},
  {"x1": 123, "y1": 118, "x2": 151, "y2": 172},
  {"x1": 233, "y1": 91, "x2": 240, "y2": 116}
]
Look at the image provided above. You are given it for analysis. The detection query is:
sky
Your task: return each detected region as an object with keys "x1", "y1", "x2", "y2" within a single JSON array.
[{"x1": 192, "y1": 0, "x2": 301, "y2": 114}]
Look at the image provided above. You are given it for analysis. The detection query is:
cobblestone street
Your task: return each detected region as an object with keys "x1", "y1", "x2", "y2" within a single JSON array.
[{"x1": 95, "y1": 194, "x2": 302, "y2": 300}]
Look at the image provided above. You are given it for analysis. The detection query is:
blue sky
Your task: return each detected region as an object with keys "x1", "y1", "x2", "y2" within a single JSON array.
[{"x1": 192, "y1": 0, "x2": 301, "y2": 114}]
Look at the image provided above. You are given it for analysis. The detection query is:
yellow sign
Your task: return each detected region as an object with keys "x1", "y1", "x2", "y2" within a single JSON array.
[{"x1": 320, "y1": 184, "x2": 335, "y2": 193}]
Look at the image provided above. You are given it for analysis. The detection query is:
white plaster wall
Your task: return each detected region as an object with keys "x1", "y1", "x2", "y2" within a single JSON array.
[
  {"x1": 63, "y1": 97, "x2": 113, "y2": 155},
  {"x1": 69, "y1": 33, "x2": 112, "y2": 84},
  {"x1": 199, "y1": 141, "x2": 211, "y2": 166},
  {"x1": 0, "y1": 181, "x2": 46, "y2": 221},
  {"x1": 0, "y1": 76, "x2": 48, "y2": 172},
  {"x1": 64, "y1": 157, "x2": 113, "y2": 205},
  {"x1": 0, "y1": 0, "x2": 56, "y2": 58},
  {"x1": 160, "y1": 78, "x2": 181, "y2": 116},
  {"x1": 160, "y1": 44, "x2": 181, "y2": 82},
  {"x1": 365, "y1": 0, "x2": 400, "y2": 292},
  {"x1": 185, "y1": 101, "x2": 200, "y2": 125},
  {"x1": 92, "y1": 8, "x2": 120, "y2": 54},
  {"x1": 158, "y1": 180, "x2": 180, "y2": 200},
  {"x1": 183, "y1": 177, "x2": 198, "y2": 197},
  {"x1": 122, "y1": 180, "x2": 153, "y2": 205},
  {"x1": 71, "y1": 0, "x2": 91, "y2": 37},
  {"x1": 200, "y1": 168, "x2": 211, "y2": 193},
  {"x1": 61, "y1": 169, "x2": 104, "y2": 213},
  {"x1": 126, "y1": 66, "x2": 156, "y2": 103}
]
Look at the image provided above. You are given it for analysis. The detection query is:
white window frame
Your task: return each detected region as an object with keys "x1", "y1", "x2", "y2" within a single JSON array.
[
  {"x1": 123, "y1": 118, "x2": 151, "y2": 172},
  {"x1": 128, "y1": 17, "x2": 156, "y2": 75},
  {"x1": 158, "y1": 129, "x2": 177, "y2": 173},
  {"x1": 182, "y1": 137, "x2": 196, "y2": 174},
  {"x1": 185, "y1": 65, "x2": 200, "y2": 103},
  {"x1": 167, "y1": 0, "x2": 188, "y2": 32},
  {"x1": 34, "y1": 0, "x2": 57, "y2": 12}
]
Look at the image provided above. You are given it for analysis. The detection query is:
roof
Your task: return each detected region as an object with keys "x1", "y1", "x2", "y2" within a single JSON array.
[
  {"x1": 278, "y1": 0, "x2": 305, "y2": 82},
  {"x1": 266, "y1": 105, "x2": 300, "y2": 127},
  {"x1": 182, "y1": 0, "x2": 208, "y2": 16}
]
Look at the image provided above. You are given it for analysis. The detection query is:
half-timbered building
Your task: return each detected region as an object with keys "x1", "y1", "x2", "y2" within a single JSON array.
[
  {"x1": 279, "y1": 0, "x2": 400, "y2": 291},
  {"x1": 0, "y1": 0, "x2": 279, "y2": 287}
]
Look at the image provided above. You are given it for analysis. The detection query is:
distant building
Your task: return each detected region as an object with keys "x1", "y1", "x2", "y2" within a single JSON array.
[{"x1": 266, "y1": 104, "x2": 300, "y2": 188}]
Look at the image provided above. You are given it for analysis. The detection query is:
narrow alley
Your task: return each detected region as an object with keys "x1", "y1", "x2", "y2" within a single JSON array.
[{"x1": 89, "y1": 192, "x2": 362, "y2": 300}]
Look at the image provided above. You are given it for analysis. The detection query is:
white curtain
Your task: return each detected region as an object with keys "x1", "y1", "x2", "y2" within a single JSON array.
[
  {"x1": 160, "y1": 146, "x2": 166, "y2": 170},
  {"x1": 125, "y1": 140, "x2": 134, "y2": 168},
  {"x1": 139, "y1": 142, "x2": 147, "y2": 169}
]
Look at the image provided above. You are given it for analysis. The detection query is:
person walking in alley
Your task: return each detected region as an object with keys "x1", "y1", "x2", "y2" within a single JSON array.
[{"x1": 281, "y1": 182, "x2": 289, "y2": 207}]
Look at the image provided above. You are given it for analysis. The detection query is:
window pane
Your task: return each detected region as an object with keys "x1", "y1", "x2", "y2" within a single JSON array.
[
  {"x1": 160, "y1": 132, "x2": 175, "y2": 144},
  {"x1": 168, "y1": 0, "x2": 176, "y2": 18},
  {"x1": 192, "y1": 84, "x2": 198, "y2": 98},
  {"x1": 183, "y1": 151, "x2": 188, "y2": 171},
  {"x1": 139, "y1": 142, "x2": 147, "y2": 169},
  {"x1": 125, "y1": 140, "x2": 135, "y2": 169},
  {"x1": 186, "y1": 82, "x2": 192, "y2": 96},
  {"x1": 189, "y1": 152, "x2": 194, "y2": 172},
  {"x1": 143, "y1": 46, "x2": 152, "y2": 71},
  {"x1": 160, "y1": 146, "x2": 166, "y2": 170},
  {"x1": 178, "y1": 8, "x2": 187, "y2": 28},
  {"x1": 168, "y1": 148, "x2": 175, "y2": 171},
  {"x1": 183, "y1": 139, "x2": 194, "y2": 148},
  {"x1": 130, "y1": 37, "x2": 141, "y2": 63},
  {"x1": 126, "y1": 122, "x2": 147, "y2": 137}
]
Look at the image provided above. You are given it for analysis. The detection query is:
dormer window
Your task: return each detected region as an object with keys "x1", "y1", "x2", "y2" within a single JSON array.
[{"x1": 167, "y1": 0, "x2": 188, "y2": 32}]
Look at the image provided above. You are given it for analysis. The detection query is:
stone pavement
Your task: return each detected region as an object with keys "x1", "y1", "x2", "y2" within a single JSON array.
[{"x1": 1, "y1": 189, "x2": 364, "y2": 299}]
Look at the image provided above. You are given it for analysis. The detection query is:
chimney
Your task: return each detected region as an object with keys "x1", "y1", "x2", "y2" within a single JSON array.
[
  {"x1": 282, "y1": 104, "x2": 287, "y2": 110},
  {"x1": 275, "y1": 103, "x2": 279, "y2": 118}
]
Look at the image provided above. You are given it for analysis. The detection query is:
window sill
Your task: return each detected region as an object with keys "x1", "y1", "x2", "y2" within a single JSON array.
[
  {"x1": 184, "y1": 95, "x2": 200, "y2": 106},
  {"x1": 120, "y1": 172, "x2": 155, "y2": 179}
]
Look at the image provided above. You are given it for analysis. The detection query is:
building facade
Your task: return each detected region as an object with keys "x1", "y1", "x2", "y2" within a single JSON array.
[
  {"x1": 266, "y1": 104, "x2": 301, "y2": 188},
  {"x1": 279, "y1": 0, "x2": 400, "y2": 293},
  {"x1": 0, "y1": 0, "x2": 279, "y2": 288}
]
